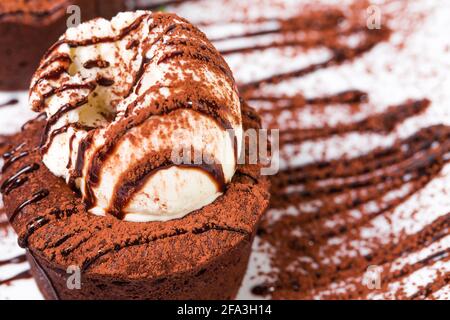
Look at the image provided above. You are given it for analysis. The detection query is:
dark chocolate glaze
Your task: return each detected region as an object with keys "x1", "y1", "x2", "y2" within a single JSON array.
[
  {"x1": 96, "y1": 77, "x2": 115, "y2": 87},
  {"x1": 18, "y1": 216, "x2": 50, "y2": 248},
  {"x1": 10, "y1": 189, "x2": 49, "y2": 223},
  {"x1": 31, "y1": 12, "x2": 242, "y2": 221},
  {"x1": 44, "y1": 13, "x2": 151, "y2": 59},
  {"x1": 41, "y1": 97, "x2": 90, "y2": 148},
  {"x1": 27, "y1": 251, "x2": 60, "y2": 300},
  {"x1": 3, "y1": 142, "x2": 26, "y2": 159}
]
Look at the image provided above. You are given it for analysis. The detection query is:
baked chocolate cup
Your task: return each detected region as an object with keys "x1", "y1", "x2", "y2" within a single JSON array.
[
  {"x1": 1, "y1": 104, "x2": 270, "y2": 300},
  {"x1": 0, "y1": 0, "x2": 125, "y2": 90}
]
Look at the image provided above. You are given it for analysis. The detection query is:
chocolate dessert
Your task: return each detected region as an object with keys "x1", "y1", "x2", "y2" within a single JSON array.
[
  {"x1": 1, "y1": 11, "x2": 270, "y2": 299},
  {"x1": 0, "y1": 0, "x2": 125, "y2": 90}
]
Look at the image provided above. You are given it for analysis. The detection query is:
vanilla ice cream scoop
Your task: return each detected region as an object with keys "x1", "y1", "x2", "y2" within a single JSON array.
[{"x1": 29, "y1": 11, "x2": 242, "y2": 222}]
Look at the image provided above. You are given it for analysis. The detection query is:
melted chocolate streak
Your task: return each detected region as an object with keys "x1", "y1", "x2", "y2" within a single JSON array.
[
  {"x1": 259, "y1": 126, "x2": 450, "y2": 299},
  {"x1": 203, "y1": 9, "x2": 448, "y2": 298},
  {"x1": 11, "y1": 190, "x2": 49, "y2": 224},
  {"x1": 44, "y1": 13, "x2": 150, "y2": 58},
  {"x1": 0, "y1": 254, "x2": 27, "y2": 267},
  {"x1": 1, "y1": 141, "x2": 50, "y2": 226},
  {"x1": 0, "y1": 163, "x2": 39, "y2": 196}
]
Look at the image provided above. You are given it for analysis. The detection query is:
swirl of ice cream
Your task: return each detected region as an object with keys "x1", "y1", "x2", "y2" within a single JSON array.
[{"x1": 29, "y1": 11, "x2": 242, "y2": 222}]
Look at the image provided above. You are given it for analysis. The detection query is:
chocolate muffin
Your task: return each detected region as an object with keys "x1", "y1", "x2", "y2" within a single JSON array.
[
  {"x1": 1, "y1": 11, "x2": 270, "y2": 300},
  {"x1": 0, "y1": 0, "x2": 125, "y2": 90}
]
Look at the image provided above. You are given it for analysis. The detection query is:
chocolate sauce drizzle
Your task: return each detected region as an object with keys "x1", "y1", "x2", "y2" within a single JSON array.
[
  {"x1": 2, "y1": 142, "x2": 26, "y2": 159},
  {"x1": 30, "y1": 12, "x2": 237, "y2": 219},
  {"x1": 0, "y1": 270, "x2": 32, "y2": 286},
  {"x1": 0, "y1": 1, "x2": 67, "y2": 23},
  {"x1": 110, "y1": 159, "x2": 226, "y2": 219},
  {"x1": 0, "y1": 98, "x2": 18, "y2": 108},
  {"x1": 18, "y1": 216, "x2": 50, "y2": 248},
  {"x1": 44, "y1": 13, "x2": 151, "y2": 58},
  {"x1": 21, "y1": 113, "x2": 47, "y2": 131},
  {"x1": 0, "y1": 163, "x2": 39, "y2": 195},
  {"x1": 207, "y1": 9, "x2": 389, "y2": 96},
  {"x1": 2, "y1": 151, "x2": 30, "y2": 173},
  {"x1": 10, "y1": 189, "x2": 49, "y2": 223},
  {"x1": 83, "y1": 59, "x2": 110, "y2": 69},
  {"x1": 0, "y1": 254, "x2": 32, "y2": 286},
  {"x1": 1, "y1": 141, "x2": 50, "y2": 226},
  {"x1": 278, "y1": 98, "x2": 429, "y2": 145},
  {"x1": 40, "y1": 97, "x2": 89, "y2": 148},
  {"x1": 211, "y1": 9, "x2": 346, "y2": 42},
  {"x1": 41, "y1": 122, "x2": 95, "y2": 154},
  {"x1": 0, "y1": 254, "x2": 27, "y2": 267},
  {"x1": 27, "y1": 251, "x2": 60, "y2": 300},
  {"x1": 96, "y1": 77, "x2": 115, "y2": 87}
]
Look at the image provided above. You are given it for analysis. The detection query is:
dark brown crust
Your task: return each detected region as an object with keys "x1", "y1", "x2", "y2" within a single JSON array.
[{"x1": 0, "y1": 104, "x2": 270, "y2": 299}]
